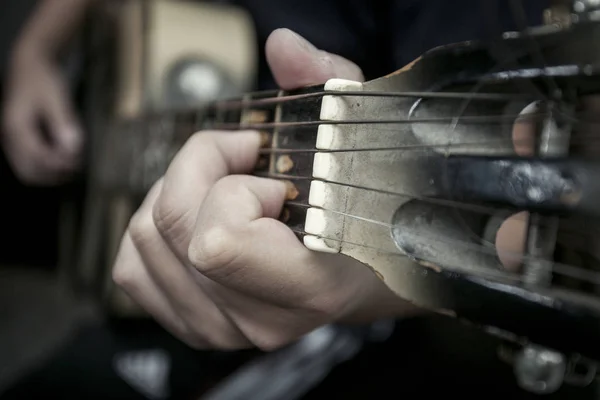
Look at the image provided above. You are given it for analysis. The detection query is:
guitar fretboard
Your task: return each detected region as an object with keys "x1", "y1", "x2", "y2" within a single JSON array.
[{"x1": 97, "y1": 85, "x2": 325, "y2": 196}]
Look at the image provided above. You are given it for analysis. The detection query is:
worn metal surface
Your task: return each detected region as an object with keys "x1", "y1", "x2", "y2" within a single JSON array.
[{"x1": 297, "y1": 19, "x2": 600, "y2": 367}]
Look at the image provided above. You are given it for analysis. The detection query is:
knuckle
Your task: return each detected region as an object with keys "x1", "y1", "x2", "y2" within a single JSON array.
[
  {"x1": 188, "y1": 226, "x2": 239, "y2": 274},
  {"x1": 212, "y1": 174, "x2": 247, "y2": 195},
  {"x1": 185, "y1": 130, "x2": 219, "y2": 152},
  {"x1": 111, "y1": 260, "x2": 133, "y2": 289},
  {"x1": 128, "y1": 209, "x2": 155, "y2": 249},
  {"x1": 152, "y1": 193, "x2": 190, "y2": 244},
  {"x1": 111, "y1": 252, "x2": 138, "y2": 291}
]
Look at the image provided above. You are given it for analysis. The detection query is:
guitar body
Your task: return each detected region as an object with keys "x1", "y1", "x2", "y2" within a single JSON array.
[{"x1": 75, "y1": 0, "x2": 258, "y2": 315}]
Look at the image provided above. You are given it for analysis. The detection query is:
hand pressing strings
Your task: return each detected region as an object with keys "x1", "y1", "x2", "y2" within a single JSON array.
[{"x1": 112, "y1": 28, "x2": 419, "y2": 351}]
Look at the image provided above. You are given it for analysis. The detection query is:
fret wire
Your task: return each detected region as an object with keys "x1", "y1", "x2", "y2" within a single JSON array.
[{"x1": 270, "y1": 90, "x2": 286, "y2": 175}]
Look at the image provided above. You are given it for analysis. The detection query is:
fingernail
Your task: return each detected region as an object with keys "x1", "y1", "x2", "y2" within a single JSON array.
[{"x1": 282, "y1": 180, "x2": 299, "y2": 200}]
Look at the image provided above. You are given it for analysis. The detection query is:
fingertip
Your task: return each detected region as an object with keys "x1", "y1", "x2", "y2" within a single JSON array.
[
  {"x1": 266, "y1": 28, "x2": 316, "y2": 52},
  {"x1": 265, "y1": 28, "x2": 364, "y2": 89},
  {"x1": 245, "y1": 176, "x2": 289, "y2": 218},
  {"x1": 235, "y1": 129, "x2": 263, "y2": 149}
]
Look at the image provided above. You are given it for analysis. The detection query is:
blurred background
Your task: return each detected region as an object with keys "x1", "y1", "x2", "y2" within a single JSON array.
[{"x1": 0, "y1": 1, "x2": 598, "y2": 399}]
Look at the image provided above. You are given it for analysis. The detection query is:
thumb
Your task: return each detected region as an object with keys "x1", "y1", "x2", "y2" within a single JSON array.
[{"x1": 265, "y1": 28, "x2": 364, "y2": 90}]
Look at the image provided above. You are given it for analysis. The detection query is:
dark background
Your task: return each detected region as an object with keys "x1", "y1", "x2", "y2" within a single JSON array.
[{"x1": 0, "y1": 1, "x2": 61, "y2": 269}]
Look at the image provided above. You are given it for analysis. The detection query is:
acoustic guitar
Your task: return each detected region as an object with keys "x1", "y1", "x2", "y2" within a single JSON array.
[
  {"x1": 84, "y1": 0, "x2": 600, "y2": 394},
  {"x1": 69, "y1": 0, "x2": 258, "y2": 314}
]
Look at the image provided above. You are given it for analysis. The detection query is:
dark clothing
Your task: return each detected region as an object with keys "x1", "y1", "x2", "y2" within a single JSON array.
[{"x1": 220, "y1": 0, "x2": 548, "y2": 89}]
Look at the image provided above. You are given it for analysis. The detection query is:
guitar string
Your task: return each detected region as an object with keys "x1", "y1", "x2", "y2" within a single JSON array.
[
  {"x1": 136, "y1": 90, "x2": 540, "y2": 117},
  {"x1": 133, "y1": 109, "x2": 600, "y2": 133},
  {"x1": 253, "y1": 171, "x2": 579, "y2": 220},
  {"x1": 213, "y1": 113, "x2": 548, "y2": 130},
  {"x1": 131, "y1": 107, "x2": 546, "y2": 124},
  {"x1": 117, "y1": 5, "x2": 599, "y2": 286},
  {"x1": 284, "y1": 203, "x2": 600, "y2": 287},
  {"x1": 212, "y1": 90, "x2": 538, "y2": 109},
  {"x1": 268, "y1": 16, "x2": 598, "y2": 296},
  {"x1": 323, "y1": 0, "x2": 577, "y2": 288},
  {"x1": 283, "y1": 198, "x2": 600, "y2": 239},
  {"x1": 289, "y1": 219, "x2": 600, "y2": 288},
  {"x1": 136, "y1": 118, "x2": 600, "y2": 156},
  {"x1": 445, "y1": 7, "x2": 578, "y2": 260},
  {"x1": 257, "y1": 170, "x2": 600, "y2": 257},
  {"x1": 255, "y1": 134, "x2": 600, "y2": 154},
  {"x1": 286, "y1": 228, "x2": 524, "y2": 285},
  {"x1": 139, "y1": 96, "x2": 600, "y2": 241}
]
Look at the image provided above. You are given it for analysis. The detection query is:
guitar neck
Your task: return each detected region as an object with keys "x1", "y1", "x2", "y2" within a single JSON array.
[{"x1": 101, "y1": 85, "x2": 326, "y2": 195}]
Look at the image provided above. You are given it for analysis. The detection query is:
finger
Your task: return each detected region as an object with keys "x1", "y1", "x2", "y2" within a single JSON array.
[
  {"x1": 112, "y1": 231, "x2": 204, "y2": 347},
  {"x1": 129, "y1": 178, "x2": 251, "y2": 349},
  {"x1": 2, "y1": 108, "x2": 73, "y2": 185},
  {"x1": 189, "y1": 174, "x2": 372, "y2": 315},
  {"x1": 152, "y1": 130, "x2": 261, "y2": 260},
  {"x1": 193, "y1": 276, "x2": 327, "y2": 351},
  {"x1": 41, "y1": 76, "x2": 83, "y2": 160},
  {"x1": 265, "y1": 28, "x2": 365, "y2": 90}
]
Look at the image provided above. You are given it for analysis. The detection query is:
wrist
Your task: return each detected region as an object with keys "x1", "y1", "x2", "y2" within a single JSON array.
[{"x1": 337, "y1": 275, "x2": 425, "y2": 325}]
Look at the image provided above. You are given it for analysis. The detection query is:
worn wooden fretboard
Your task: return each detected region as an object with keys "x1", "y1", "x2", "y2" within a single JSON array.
[{"x1": 96, "y1": 84, "x2": 327, "y2": 230}]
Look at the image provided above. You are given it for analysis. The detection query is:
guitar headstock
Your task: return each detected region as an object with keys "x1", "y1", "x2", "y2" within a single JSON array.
[{"x1": 227, "y1": 9, "x2": 600, "y2": 394}]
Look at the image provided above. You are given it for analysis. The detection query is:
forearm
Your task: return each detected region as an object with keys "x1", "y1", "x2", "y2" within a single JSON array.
[{"x1": 14, "y1": 0, "x2": 95, "y2": 59}]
